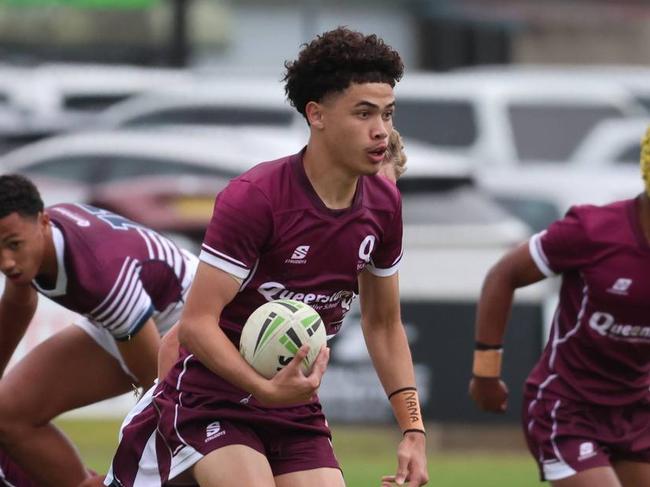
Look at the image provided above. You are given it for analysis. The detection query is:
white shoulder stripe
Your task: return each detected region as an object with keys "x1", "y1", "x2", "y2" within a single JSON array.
[
  {"x1": 367, "y1": 254, "x2": 401, "y2": 277},
  {"x1": 94, "y1": 260, "x2": 140, "y2": 321},
  {"x1": 107, "y1": 290, "x2": 152, "y2": 335},
  {"x1": 103, "y1": 278, "x2": 144, "y2": 328},
  {"x1": 201, "y1": 243, "x2": 247, "y2": 267},
  {"x1": 91, "y1": 257, "x2": 133, "y2": 315},
  {"x1": 529, "y1": 232, "x2": 556, "y2": 277},
  {"x1": 199, "y1": 250, "x2": 249, "y2": 279},
  {"x1": 137, "y1": 228, "x2": 155, "y2": 259}
]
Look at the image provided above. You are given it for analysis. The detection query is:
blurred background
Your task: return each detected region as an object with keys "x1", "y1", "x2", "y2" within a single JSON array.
[{"x1": 1, "y1": 1, "x2": 649, "y2": 485}]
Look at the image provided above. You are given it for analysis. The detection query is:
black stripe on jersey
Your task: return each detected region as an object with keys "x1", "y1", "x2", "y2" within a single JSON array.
[
  {"x1": 276, "y1": 301, "x2": 299, "y2": 313},
  {"x1": 254, "y1": 312, "x2": 277, "y2": 354}
]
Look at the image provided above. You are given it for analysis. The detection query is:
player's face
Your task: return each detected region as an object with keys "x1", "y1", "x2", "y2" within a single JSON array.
[
  {"x1": 319, "y1": 82, "x2": 395, "y2": 176},
  {"x1": 0, "y1": 212, "x2": 48, "y2": 285}
]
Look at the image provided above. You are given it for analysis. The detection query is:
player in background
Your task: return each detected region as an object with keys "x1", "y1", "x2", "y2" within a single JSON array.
[
  {"x1": 378, "y1": 129, "x2": 407, "y2": 183},
  {"x1": 105, "y1": 28, "x2": 428, "y2": 487},
  {"x1": 469, "y1": 127, "x2": 650, "y2": 486},
  {"x1": 0, "y1": 174, "x2": 198, "y2": 487}
]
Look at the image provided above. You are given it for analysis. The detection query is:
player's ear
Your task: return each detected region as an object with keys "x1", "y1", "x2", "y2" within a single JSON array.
[
  {"x1": 39, "y1": 211, "x2": 50, "y2": 227},
  {"x1": 305, "y1": 101, "x2": 324, "y2": 129}
]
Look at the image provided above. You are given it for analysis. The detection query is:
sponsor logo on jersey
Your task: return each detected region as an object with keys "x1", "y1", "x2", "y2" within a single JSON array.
[
  {"x1": 578, "y1": 442, "x2": 596, "y2": 461},
  {"x1": 205, "y1": 421, "x2": 226, "y2": 442},
  {"x1": 285, "y1": 245, "x2": 310, "y2": 264},
  {"x1": 589, "y1": 311, "x2": 650, "y2": 340},
  {"x1": 257, "y1": 282, "x2": 355, "y2": 322},
  {"x1": 607, "y1": 278, "x2": 632, "y2": 295}
]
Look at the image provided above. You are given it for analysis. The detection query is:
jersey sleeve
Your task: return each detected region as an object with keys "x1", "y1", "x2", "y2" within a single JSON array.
[
  {"x1": 199, "y1": 180, "x2": 273, "y2": 280},
  {"x1": 88, "y1": 257, "x2": 155, "y2": 341},
  {"x1": 528, "y1": 207, "x2": 593, "y2": 276},
  {"x1": 367, "y1": 197, "x2": 403, "y2": 277}
]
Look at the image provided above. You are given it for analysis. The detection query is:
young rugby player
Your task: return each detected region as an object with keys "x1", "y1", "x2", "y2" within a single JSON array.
[
  {"x1": 105, "y1": 28, "x2": 428, "y2": 487},
  {"x1": 0, "y1": 174, "x2": 198, "y2": 487},
  {"x1": 469, "y1": 127, "x2": 650, "y2": 486}
]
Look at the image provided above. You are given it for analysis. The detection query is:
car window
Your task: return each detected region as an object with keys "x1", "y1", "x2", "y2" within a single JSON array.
[
  {"x1": 509, "y1": 104, "x2": 624, "y2": 162},
  {"x1": 402, "y1": 188, "x2": 513, "y2": 225},
  {"x1": 494, "y1": 195, "x2": 561, "y2": 233},
  {"x1": 394, "y1": 99, "x2": 477, "y2": 148},
  {"x1": 104, "y1": 156, "x2": 238, "y2": 181},
  {"x1": 122, "y1": 106, "x2": 294, "y2": 128},
  {"x1": 614, "y1": 143, "x2": 641, "y2": 164},
  {"x1": 635, "y1": 96, "x2": 650, "y2": 112},
  {"x1": 64, "y1": 94, "x2": 133, "y2": 112},
  {"x1": 19, "y1": 156, "x2": 101, "y2": 183}
]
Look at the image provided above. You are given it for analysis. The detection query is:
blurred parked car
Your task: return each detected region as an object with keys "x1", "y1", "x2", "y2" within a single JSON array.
[
  {"x1": 0, "y1": 126, "x2": 305, "y2": 205},
  {"x1": 0, "y1": 63, "x2": 193, "y2": 154},
  {"x1": 94, "y1": 78, "x2": 305, "y2": 134},
  {"x1": 394, "y1": 70, "x2": 646, "y2": 166},
  {"x1": 569, "y1": 117, "x2": 649, "y2": 166},
  {"x1": 90, "y1": 174, "x2": 229, "y2": 250}
]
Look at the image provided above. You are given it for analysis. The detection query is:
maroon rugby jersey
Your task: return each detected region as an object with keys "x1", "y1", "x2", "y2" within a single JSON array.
[
  {"x1": 527, "y1": 197, "x2": 650, "y2": 406},
  {"x1": 35, "y1": 204, "x2": 193, "y2": 340},
  {"x1": 170, "y1": 149, "x2": 402, "y2": 393}
]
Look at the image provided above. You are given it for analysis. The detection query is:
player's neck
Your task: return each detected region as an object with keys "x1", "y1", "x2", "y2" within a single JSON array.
[
  {"x1": 303, "y1": 143, "x2": 359, "y2": 210},
  {"x1": 638, "y1": 193, "x2": 650, "y2": 245},
  {"x1": 36, "y1": 225, "x2": 58, "y2": 287}
]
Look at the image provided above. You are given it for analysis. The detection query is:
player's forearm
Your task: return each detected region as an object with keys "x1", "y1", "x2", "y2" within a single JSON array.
[
  {"x1": 363, "y1": 319, "x2": 416, "y2": 396},
  {"x1": 364, "y1": 319, "x2": 426, "y2": 436},
  {"x1": 474, "y1": 264, "x2": 517, "y2": 346},
  {"x1": 0, "y1": 294, "x2": 37, "y2": 376},
  {"x1": 178, "y1": 316, "x2": 266, "y2": 396}
]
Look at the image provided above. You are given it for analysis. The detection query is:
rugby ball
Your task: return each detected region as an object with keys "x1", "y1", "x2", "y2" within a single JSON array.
[{"x1": 239, "y1": 299, "x2": 326, "y2": 379}]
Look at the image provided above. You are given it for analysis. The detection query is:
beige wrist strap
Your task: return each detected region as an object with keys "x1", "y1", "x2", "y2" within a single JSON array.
[
  {"x1": 388, "y1": 387, "x2": 425, "y2": 435},
  {"x1": 472, "y1": 349, "x2": 503, "y2": 378}
]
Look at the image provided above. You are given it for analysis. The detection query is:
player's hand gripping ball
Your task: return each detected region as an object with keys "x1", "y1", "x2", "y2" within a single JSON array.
[{"x1": 239, "y1": 299, "x2": 326, "y2": 379}]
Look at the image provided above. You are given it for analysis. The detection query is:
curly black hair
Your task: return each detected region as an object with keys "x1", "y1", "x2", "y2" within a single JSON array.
[
  {"x1": 0, "y1": 174, "x2": 44, "y2": 219},
  {"x1": 283, "y1": 27, "x2": 404, "y2": 119}
]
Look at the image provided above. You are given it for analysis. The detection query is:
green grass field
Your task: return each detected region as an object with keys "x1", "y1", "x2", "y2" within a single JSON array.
[{"x1": 56, "y1": 419, "x2": 540, "y2": 486}]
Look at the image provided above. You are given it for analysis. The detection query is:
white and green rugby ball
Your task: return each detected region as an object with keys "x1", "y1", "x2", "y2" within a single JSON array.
[{"x1": 239, "y1": 299, "x2": 326, "y2": 379}]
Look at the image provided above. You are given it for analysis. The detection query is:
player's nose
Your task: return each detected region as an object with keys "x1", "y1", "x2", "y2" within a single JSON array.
[{"x1": 0, "y1": 251, "x2": 15, "y2": 274}]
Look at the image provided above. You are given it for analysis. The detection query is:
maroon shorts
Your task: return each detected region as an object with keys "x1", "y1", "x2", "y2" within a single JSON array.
[
  {"x1": 0, "y1": 449, "x2": 37, "y2": 487},
  {"x1": 523, "y1": 392, "x2": 650, "y2": 481},
  {"x1": 106, "y1": 381, "x2": 339, "y2": 486}
]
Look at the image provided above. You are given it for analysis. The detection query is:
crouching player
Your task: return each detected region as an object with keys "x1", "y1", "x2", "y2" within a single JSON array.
[
  {"x1": 0, "y1": 175, "x2": 198, "y2": 487},
  {"x1": 469, "y1": 127, "x2": 650, "y2": 486},
  {"x1": 104, "y1": 28, "x2": 428, "y2": 487}
]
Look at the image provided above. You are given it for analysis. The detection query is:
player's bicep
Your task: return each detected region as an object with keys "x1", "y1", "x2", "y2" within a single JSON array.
[
  {"x1": 358, "y1": 269, "x2": 401, "y2": 330},
  {"x1": 495, "y1": 241, "x2": 548, "y2": 289},
  {"x1": 180, "y1": 261, "x2": 240, "y2": 323}
]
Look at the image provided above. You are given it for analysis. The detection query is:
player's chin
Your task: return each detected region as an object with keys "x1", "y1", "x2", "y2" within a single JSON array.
[{"x1": 358, "y1": 161, "x2": 382, "y2": 176}]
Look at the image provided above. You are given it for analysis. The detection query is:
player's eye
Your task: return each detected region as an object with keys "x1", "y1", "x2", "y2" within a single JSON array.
[
  {"x1": 382, "y1": 111, "x2": 394, "y2": 121},
  {"x1": 7, "y1": 241, "x2": 21, "y2": 251},
  {"x1": 357, "y1": 111, "x2": 370, "y2": 119}
]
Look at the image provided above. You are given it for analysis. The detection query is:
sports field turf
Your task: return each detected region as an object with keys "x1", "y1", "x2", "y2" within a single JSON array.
[{"x1": 56, "y1": 419, "x2": 540, "y2": 486}]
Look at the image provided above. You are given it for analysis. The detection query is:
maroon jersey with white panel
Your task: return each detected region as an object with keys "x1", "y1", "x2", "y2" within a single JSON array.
[
  {"x1": 35, "y1": 204, "x2": 195, "y2": 340},
  {"x1": 527, "y1": 197, "x2": 650, "y2": 406},
  {"x1": 171, "y1": 149, "x2": 402, "y2": 393}
]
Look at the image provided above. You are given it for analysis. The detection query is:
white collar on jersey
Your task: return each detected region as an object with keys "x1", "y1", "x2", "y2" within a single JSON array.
[{"x1": 33, "y1": 224, "x2": 68, "y2": 297}]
